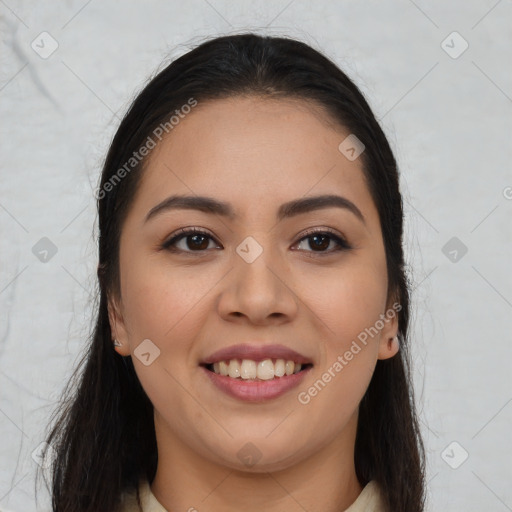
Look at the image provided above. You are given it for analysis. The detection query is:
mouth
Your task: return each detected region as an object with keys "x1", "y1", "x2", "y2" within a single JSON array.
[
  {"x1": 200, "y1": 360, "x2": 313, "y2": 402},
  {"x1": 199, "y1": 343, "x2": 314, "y2": 401},
  {"x1": 200, "y1": 343, "x2": 314, "y2": 381},
  {"x1": 201, "y1": 359, "x2": 314, "y2": 381}
]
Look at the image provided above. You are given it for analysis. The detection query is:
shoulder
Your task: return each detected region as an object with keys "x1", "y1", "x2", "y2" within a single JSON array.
[
  {"x1": 343, "y1": 480, "x2": 386, "y2": 512},
  {"x1": 120, "y1": 479, "x2": 168, "y2": 512}
]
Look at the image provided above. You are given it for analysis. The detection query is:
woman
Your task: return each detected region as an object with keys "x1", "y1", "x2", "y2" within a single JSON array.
[{"x1": 38, "y1": 33, "x2": 426, "y2": 511}]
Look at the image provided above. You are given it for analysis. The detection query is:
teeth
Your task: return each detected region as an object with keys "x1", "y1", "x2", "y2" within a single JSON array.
[
  {"x1": 257, "y1": 359, "x2": 274, "y2": 380},
  {"x1": 228, "y1": 359, "x2": 241, "y2": 378},
  {"x1": 240, "y1": 359, "x2": 257, "y2": 379},
  {"x1": 274, "y1": 359, "x2": 285, "y2": 377},
  {"x1": 210, "y1": 358, "x2": 306, "y2": 379},
  {"x1": 219, "y1": 361, "x2": 229, "y2": 376}
]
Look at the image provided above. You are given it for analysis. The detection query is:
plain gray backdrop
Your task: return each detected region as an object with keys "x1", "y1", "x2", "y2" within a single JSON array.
[{"x1": 1, "y1": 1, "x2": 511, "y2": 510}]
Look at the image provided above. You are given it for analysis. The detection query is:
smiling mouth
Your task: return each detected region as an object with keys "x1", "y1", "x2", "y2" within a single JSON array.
[{"x1": 201, "y1": 359, "x2": 314, "y2": 380}]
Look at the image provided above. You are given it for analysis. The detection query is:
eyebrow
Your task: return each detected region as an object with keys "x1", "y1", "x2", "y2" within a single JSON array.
[{"x1": 145, "y1": 194, "x2": 366, "y2": 225}]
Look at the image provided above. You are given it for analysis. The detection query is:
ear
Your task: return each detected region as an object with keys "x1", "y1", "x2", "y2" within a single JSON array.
[
  {"x1": 107, "y1": 293, "x2": 131, "y2": 357},
  {"x1": 377, "y1": 297, "x2": 401, "y2": 360}
]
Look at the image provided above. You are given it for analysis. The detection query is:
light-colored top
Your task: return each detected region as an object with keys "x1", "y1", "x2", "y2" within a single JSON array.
[{"x1": 120, "y1": 478, "x2": 386, "y2": 512}]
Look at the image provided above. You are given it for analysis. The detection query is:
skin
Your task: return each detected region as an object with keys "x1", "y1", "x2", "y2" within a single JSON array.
[{"x1": 109, "y1": 96, "x2": 399, "y2": 512}]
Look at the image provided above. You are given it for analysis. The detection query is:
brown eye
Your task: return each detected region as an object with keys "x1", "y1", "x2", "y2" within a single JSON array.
[
  {"x1": 307, "y1": 234, "x2": 331, "y2": 251},
  {"x1": 162, "y1": 228, "x2": 220, "y2": 253},
  {"x1": 294, "y1": 229, "x2": 351, "y2": 254},
  {"x1": 185, "y1": 234, "x2": 210, "y2": 250}
]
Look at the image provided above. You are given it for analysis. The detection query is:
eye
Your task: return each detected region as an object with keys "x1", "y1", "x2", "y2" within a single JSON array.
[
  {"x1": 293, "y1": 228, "x2": 352, "y2": 254},
  {"x1": 161, "y1": 227, "x2": 351, "y2": 255},
  {"x1": 161, "y1": 227, "x2": 221, "y2": 253}
]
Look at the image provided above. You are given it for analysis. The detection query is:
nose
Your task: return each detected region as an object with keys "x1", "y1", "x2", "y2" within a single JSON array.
[{"x1": 216, "y1": 245, "x2": 298, "y2": 326}]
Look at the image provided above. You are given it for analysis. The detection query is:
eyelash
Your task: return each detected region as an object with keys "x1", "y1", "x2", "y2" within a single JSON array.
[{"x1": 160, "y1": 227, "x2": 352, "y2": 256}]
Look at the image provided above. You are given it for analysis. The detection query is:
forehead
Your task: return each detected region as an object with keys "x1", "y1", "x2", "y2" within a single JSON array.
[{"x1": 133, "y1": 96, "x2": 377, "y2": 223}]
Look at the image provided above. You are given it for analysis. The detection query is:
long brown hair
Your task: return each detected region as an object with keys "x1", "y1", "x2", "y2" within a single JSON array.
[{"x1": 37, "y1": 33, "x2": 426, "y2": 511}]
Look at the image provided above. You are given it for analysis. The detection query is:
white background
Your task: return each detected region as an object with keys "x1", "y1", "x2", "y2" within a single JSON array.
[{"x1": 1, "y1": 1, "x2": 511, "y2": 510}]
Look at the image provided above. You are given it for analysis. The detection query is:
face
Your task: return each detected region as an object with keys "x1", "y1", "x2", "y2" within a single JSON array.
[{"x1": 109, "y1": 96, "x2": 399, "y2": 473}]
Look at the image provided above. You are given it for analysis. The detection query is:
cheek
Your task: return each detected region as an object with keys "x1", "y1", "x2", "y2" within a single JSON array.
[
  {"x1": 299, "y1": 257, "x2": 388, "y2": 345},
  {"x1": 295, "y1": 254, "x2": 387, "y2": 418},
  {"x1": 118, "y1": 261, "x2": 211, "y2": 410},
  {"x1": 119, "y1": 256, "x2": 215, "y2": 341}
]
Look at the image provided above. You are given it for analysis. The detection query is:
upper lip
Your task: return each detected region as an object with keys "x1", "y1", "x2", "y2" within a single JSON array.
[{"x1": 201, "y1": 344, "x2": 313, "y2": 365}]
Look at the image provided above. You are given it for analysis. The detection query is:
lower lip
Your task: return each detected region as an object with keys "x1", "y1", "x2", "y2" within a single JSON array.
[{"x1": 201, "y1": 366, "x2": 312, "y2": 402}]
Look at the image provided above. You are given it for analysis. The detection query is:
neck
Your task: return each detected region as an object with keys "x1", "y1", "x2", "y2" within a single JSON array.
[{"x1": 150, "y1": 411, "x2": 364, "y2": 512}]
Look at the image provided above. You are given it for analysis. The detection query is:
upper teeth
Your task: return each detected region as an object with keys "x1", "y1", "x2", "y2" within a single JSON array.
[{"x1": 212, "y1": 359, "x2": 303, "y2": 380}]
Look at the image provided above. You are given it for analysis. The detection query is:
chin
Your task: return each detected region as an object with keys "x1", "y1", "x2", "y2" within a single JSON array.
[{"x1": 204, "y1": 439, "x2": 308, "y2": 474}]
